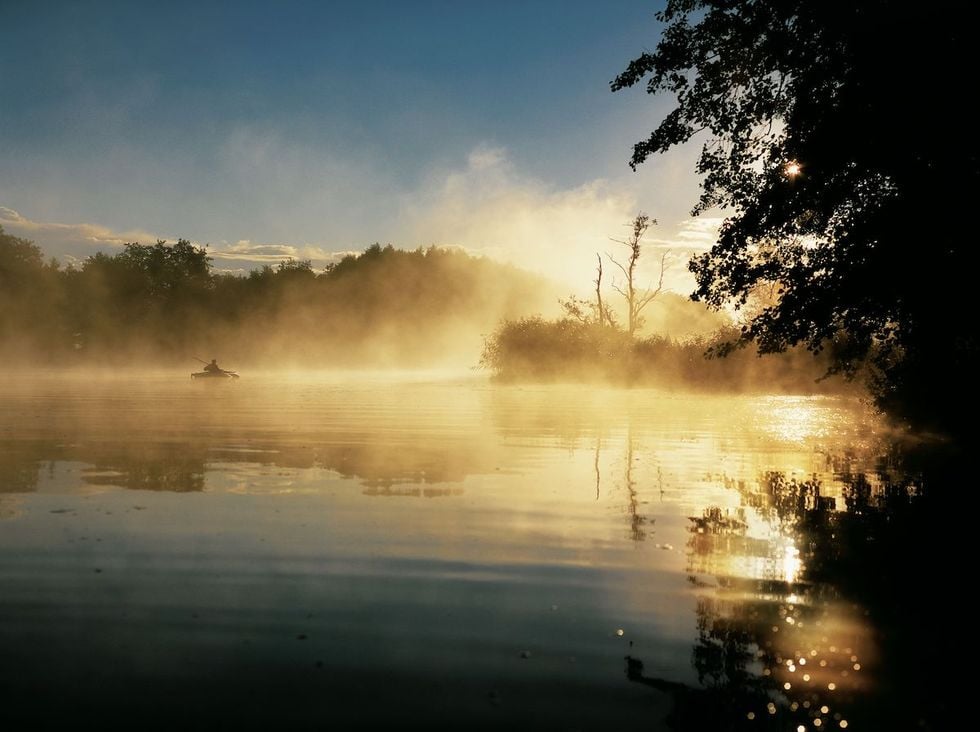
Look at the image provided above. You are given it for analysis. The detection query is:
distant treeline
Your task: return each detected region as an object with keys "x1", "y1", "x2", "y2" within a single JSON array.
[
  {"x1": 1, "y1": 225, "x2": 852, "y2": 392},
  {"x1": 0, "y1": 226, "x2": 552, "y2": 367},
  {"x1": 480, "y1": 317, "x2": 852, "y2": 394}
]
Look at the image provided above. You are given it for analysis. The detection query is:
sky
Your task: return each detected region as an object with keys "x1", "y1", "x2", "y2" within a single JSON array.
[{"x1": 0, "y1": 0, "x2": 717, "y2": 292}]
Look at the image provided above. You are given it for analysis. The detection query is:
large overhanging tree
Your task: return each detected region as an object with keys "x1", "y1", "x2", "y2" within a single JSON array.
[{"x1": 613, "y1": 1, "x2": 976, "y2": 432}]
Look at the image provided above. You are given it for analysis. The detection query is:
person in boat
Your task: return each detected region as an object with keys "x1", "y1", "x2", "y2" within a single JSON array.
[{"x1": 203, "y1": 359, "x2": 224, "y2": 374}]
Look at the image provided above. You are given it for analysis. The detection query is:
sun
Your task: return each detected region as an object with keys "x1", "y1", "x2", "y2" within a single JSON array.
[{"x1": 784, "y1": 161, "x2": 802, "y2": 178}]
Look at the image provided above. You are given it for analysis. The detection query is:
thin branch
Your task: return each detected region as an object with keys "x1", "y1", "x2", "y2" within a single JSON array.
[{"x1": 606, "y1": 252, "x2": 631, "y2": 281}]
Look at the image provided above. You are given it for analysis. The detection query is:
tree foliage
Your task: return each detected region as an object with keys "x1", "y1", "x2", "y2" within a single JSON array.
[
  {"x1": 480, "y1": 316, "x2": 836, "y2": 392},
  {"x1": 0, "y1": 235, "x2": 551, "y2": 366},
  {"x1": 0, "y1": 226, "x2": 64, "y2": 354},
  {"x1": 613, "y1": 1, "x2": 977, "y2": 432}
]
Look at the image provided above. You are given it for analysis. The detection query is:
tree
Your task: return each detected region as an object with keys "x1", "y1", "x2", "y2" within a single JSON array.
[
  {"x1": 612, "y1": 1, "x2": 977, "y2": 432},
  {"x1": 0, "y1": 226, "x2": 65, "y2": 353},
  {"x1": 559, "y1": 254, "x2": 617, "y2": 328},
  {"x1": 116, "y1": 239, "x2": 212, "y2": 298},
  {"x1": 607, "y1": 214, "x2": 668, "y2": 337},
  {"x1": 592, "y1": 253, "x2": 615, "y2": 328},
  {"x1": 0, "y1": 225, "x2": 43, "y2": 277}
]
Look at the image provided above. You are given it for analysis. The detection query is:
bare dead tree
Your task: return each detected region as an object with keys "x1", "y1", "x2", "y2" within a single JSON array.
[
  {"x1": 560, "y1": 253, "x2": 617, "y2": 327},
  {"x1": 593, "y1": 253, "x2": 618, "y2": 327},
  {"x1": 594, "y1": 253, "x2": 606, "y2": 327},
  {"x1": 607, "y1": 214, "x2": 669, "y2": 337}
]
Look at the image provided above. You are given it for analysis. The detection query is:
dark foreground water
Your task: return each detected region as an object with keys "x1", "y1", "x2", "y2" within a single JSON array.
[{"x1": 0, "y1": 373, "x2": 942, "y2": 729}]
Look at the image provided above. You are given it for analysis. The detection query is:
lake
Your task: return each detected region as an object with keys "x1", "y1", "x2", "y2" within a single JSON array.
[{"x1": 0, "y1": 373, "x2": 927, "y2": 729}]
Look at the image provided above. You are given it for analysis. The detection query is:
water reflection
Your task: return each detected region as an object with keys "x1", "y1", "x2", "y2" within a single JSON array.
[
  {"x1": 0, "y1": 437, "x2": 498, "y2": 498},
  {"x1": 621, "y1": 457, "x2": 935, "y2": 731},
  {"x1": 0, "y1": 377, "x2": 946, "y2": 728},
  {"x1": 0, "y1": 441, "x2": 42, "y2": 494}
]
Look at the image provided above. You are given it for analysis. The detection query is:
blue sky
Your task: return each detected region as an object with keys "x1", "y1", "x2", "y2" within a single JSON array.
[{"x1": 0, "y1": 0, "x2": 715, "y2": 288}]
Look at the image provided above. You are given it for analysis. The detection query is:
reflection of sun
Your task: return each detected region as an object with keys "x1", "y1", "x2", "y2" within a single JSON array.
[
  {"x1": 781, "y1": 542, "x2": 802, "y2": 583},
  {"x1": 764, "y1": 399, "x2": 823, "y2": 443}
]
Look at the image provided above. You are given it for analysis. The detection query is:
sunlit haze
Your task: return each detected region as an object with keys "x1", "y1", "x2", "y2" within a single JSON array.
[{"x1": 0, "y1": 2, "x2": 960, "y2": 729}]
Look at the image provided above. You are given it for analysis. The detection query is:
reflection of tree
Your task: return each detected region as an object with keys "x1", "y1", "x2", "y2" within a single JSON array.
[
  {"x1": 361, "y1": 485, "x2": 464, "y2": 498},
  {"x1": 594, "y1": 436, "x2": 601, "y2": 501},
  {"x1": 623, "y1": 436, "x2": 647, "y2": 542},
  {"x1": 596, "y1": 430, "x2": 654, "y2": 543},
  {"x1": 81, "y1": 443, "x2": 207, "y2": 492},
  {"x1": 0, "y1": 437, "x2": 491, "y2": 497},
  {"x1": 0, "y1": 441, "x2": 43, "y2": 494},
  {"x1": 626, "y1": 458, "x2": 946, "y2": 730},
  {"x1": 0, "y1": 440, "x2": 210, "y2": 493},
  {"x1": 657, "y1": 590, "x2": 867, "y2": 731},
  {"x1": 211, "y1": 439, "x2": 499, "y2": 494},
  {"x1": 758, "y1": 471, "x2": 834, "y2": 522},
  {"x1": 0, "y1": 494, "x2": 24, "y2": 519},
  {"x1": 624, "y1": 652, "x2": 769, "y2": 730},
  {"x1": 686, "y1": 506, "x2": 763, "y2": 580},
  {"x1": 691, "y1": 596, "x2": 757, "y2": 690},
  {"x1": 626, "y1": 459, "x2": 938, "y2": 730},
  {"x1": 0, "y1": 439, "x2": 208, "y2": 495},
  {"x1": 624, "y1": 594, "x2": 777, "y2": 729},
  {"x1": 312, "y1": 442, "x2": 489, "y2": 491}
]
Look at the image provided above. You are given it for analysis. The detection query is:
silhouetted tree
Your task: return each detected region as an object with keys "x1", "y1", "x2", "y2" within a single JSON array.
[
  {"x1": 607, "y1": 214, "x2": 668, "y2": 337},
  {"x1": 0, "y1": 225, "x2": 43, "y2": 276},
  {"x1": 276, "y1": 258, "x2": 315, "y2": 280},
  {"x1": 0, "y1": 225, "x2": 65, "y2": 354},
  {"x1": 117, "y1": 239, "x2": 212, "y2": 296},
  {"x1": 613, "y1": 1, "x2": 977, "y2": 433},
  {"x1": 593, "y1": 253, "x2": 614, "y2": 327}
]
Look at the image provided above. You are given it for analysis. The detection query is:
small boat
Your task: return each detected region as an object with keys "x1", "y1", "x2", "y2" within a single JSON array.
[{"x1": 191, "y1": 370, "x2": 240, "y2": 379}]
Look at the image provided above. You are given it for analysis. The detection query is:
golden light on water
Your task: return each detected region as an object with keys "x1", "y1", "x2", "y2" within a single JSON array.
[
  {"x1": 0, "y1": 375, "x2": 892, "y2": 728},
  {"x1": 763, "y1": 398, "x2": 830, "y2": 443},
  {"x1": 783, "y1": 543, "x2": 803, "y2": 583}
]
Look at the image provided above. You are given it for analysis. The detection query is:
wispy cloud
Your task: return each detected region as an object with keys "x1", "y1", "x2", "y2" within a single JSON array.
[
  {"x1": 209, "y1": 241, "x2": 362, "y2": 267},
  {"x1": 399, "y1": 145, "x2": 636, "y2": 285},
  {"x1": 3, "y1": 144, "x2": 722, "y2": 294},
  {"x1": 662, "y1": 217, "x2": 724, "y2": 249},
  {"x1": 0, "y1": 207, "x2": 361, "y2": 272},
  {"x1": 398, "y1": 146, "x2": 718, "y2": 294},
  {"x1": 646, "y1": 217, "x2": 723, "y2": 259},
  {"x1": 0, "y1": 206, "x2": 159, "y2": 265}
]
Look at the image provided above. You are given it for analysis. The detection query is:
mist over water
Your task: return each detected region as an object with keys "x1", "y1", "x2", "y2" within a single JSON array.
[
  {"x1": 0, "y1": 372, "x2": 914, "y2": 729},
  {"x1": 2, "y1": 1, "x2": 969, "y2": 728}
]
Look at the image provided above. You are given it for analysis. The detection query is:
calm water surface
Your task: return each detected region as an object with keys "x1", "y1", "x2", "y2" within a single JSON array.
[{"x1": 0, "y1": 373, "x2": 919, "y2": 729}]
